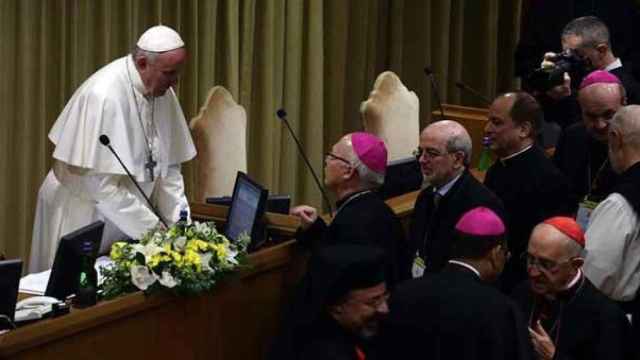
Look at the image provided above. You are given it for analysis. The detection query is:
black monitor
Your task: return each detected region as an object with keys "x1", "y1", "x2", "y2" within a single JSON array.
[
  {"x1": 378, "y1": 156, "x2": 423, "y2": 200},
  {"x1": 206, "y1": 194, "x2": 291, "y2": 215},
  {"x1": 224, "y1": 172, "x2": 268, "y2": 252},
  {"x1": 0, "y1": 259, "x2": 22, "y2": 325},
  {"x1": 45, "y1": 221, "x2": 104, "y2": 301}
]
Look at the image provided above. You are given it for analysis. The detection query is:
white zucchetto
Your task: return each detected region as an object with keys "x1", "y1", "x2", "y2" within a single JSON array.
[{"x1": 136, "y1": 25, "x2": 184, "y2": 52}]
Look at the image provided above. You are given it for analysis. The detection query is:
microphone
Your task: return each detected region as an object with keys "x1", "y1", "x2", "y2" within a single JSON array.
[
  {"x1": 424, "y1": 66, "x2": 446, "y2": 121},
  {"x1": 99, "y1": 135, "x2": 169, "y2": 228},
  {"x1": 276, "y1": 109, "x2": 334, "y2": 217},
  {"x1": 455, "y1": 81, "x2": 491, "y2": 105}
]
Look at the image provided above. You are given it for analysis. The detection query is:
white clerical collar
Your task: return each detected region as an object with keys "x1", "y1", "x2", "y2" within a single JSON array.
[
  {"x1": 563, "y1": 268, "x2": 582, "y2": 290},
  {"x1": 448, "y1": 260, "x2": 481, "y2": 278},
  {"x1": 604, "y1": 58, "x2": 623, "y2": 72},
  {"x1": 435, "y1": 171, "x2": 463, "y2": 197},
  {"x1": 127, "y1": 55, "x2": 148, "y2": 95},
  {"x1": 500, "y1": 144, "x2": 533, "y2": 162}
]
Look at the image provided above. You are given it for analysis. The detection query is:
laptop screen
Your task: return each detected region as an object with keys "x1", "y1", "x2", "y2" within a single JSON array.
[
  {"x1": 225, "y1": 172, "x2": 268, "y2": 251},
  {"x1": 45, "y1": 221, "x2": 104, "y2": 300},
  {"x1": 0, "y1": 259, "x2": 22, "y2": 324}
]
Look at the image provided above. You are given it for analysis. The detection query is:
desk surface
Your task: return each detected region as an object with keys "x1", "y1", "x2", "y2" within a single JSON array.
[{"x1": 0, "y1": 192, "x2": 421, "y2": 359}]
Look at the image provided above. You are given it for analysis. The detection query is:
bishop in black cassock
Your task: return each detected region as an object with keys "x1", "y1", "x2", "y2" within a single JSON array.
[
  {"x1": 512, "y1": 217, "x2": 633, "y2": 360},
  {"x1": 291, "y1": 132, "x2": 411, "y2": 287},
  {"x1": 379, "y1": 207, "x2": 533, "y2": 360}
]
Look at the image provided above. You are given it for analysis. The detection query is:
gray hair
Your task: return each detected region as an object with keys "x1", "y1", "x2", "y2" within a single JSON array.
[
  {"x1": 348, "y1": 151, "x2": 385, "y2": 189},
  {"x1": 563, "y1": 236, "x2": 585, "y2": 258},
  {"x1": 131, "y1": 46, "x2": 159, "y2": 64},
  {"x1": 562, "y1": 16, "x2": 610, "y2": 48},
  {"x1": 610, "y1": 105, "x2": 640, "y2": 150},
  {"x1": 429, "y1": 120, "x2": 473, "y2": 166}
]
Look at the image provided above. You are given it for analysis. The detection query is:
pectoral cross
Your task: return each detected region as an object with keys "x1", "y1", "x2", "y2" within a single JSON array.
[{"x1": 146, "y1": 153, "x2": 157, "y2": 181}]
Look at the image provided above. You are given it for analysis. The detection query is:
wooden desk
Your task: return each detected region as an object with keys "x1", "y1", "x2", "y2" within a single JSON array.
[{"x1": 0, "y1": 194, "x2": 420, "y2": 360}]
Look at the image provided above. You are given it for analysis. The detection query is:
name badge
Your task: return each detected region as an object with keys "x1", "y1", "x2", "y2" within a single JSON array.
[
  {"x1": 576, "y1": 199, "x2": 598, "y2": 231},
  {"x1": 412, "y1": 253, "x2": 425, "y2": 278}
]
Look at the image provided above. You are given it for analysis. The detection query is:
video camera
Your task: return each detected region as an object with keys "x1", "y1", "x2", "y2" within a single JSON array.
[{"x1": 527, "y1": 51, "x2": 588, "y2": 92}]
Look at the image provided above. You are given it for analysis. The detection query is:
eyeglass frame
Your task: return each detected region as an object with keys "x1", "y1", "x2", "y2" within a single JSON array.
[
  {"x1": 325, "y1": 152, "x2": 352, "y2": 166},
  {"x1": 521, "y1": 252, "x2": 577, "y2": 273},
  {"x1": 412, "y1": 147, "x2": 455, "y2": 161}
]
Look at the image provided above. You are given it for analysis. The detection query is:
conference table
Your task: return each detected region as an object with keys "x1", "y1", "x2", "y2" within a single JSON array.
[{"x1": 0, "y1": 191, "x2": 420, "y2": 360}]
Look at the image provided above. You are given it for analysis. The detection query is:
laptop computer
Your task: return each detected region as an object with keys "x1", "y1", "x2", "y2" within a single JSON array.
[
  {"x1": 45, "y1": 221, "x2": 104, "y2": 301},
  {"x1": 0, "y1": 259, "x2": 23, "y2": 328},
  {"x1": 224, "y1": 172, "x2": 268, "y2": 252}
]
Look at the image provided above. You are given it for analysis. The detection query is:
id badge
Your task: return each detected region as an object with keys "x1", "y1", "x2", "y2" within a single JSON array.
[
  {"x1": 412, "y1": 253, "x2": 425, "y2": 278},
  {"x1": 576, "y1": 199, "x2": 598, "y2": 231}
]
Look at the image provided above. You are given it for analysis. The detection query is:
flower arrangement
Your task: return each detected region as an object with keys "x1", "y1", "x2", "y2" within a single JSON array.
[{"x1": 100, "y1": 221, "x2": 250, "y2": 299}]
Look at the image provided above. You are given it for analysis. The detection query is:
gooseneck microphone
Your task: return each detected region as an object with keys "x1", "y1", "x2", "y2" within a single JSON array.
[
  {"x1": 276, "y1": 109, "x2": 334, "y2": 217},
  {"x1": 424, "y1": 66, "x2": 446, "y2": 121},
  {"x1": 99, "y1": 135, "x2": 168, "y2": 228},
  {"x1": 455, "y1": 81, "x2": 491, "y2": 105}
]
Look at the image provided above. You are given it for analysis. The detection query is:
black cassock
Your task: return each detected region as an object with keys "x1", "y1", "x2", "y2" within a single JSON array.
[
  {"x1": 511, "y1": 276, "x2": 634, "y2": 360},
  {"x1": 409, "y1": 169, "x2": 504, "y2": 273},
  {"x1": 378, "y1": 264, "x2": 533, "y2": 360},
  {"x1": 553, "y1": 123, "x2": 620, "y2": 206},
  {"x1": 295, "y1": 317, "x2": 377, "y2": 360},
  {"x1": 298, "y1": 190, "x2": 412, "y2": 287},
  {"x1": 484, "y1": 146, "x2": 573, "y2": 290}
]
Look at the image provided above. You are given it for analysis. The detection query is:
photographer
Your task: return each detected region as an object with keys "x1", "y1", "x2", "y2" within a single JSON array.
[
  {"x1": 543, "y1": 16, "x2": 640, "y2": 105},
  {"x1": 523, "y1": 16, "x2": 640, "y2": 134}
]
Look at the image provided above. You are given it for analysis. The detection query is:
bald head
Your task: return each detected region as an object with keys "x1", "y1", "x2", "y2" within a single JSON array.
[
  {"x1": 530, "y1": 223, "x2": 583, "y2": 259},
  {"x1": 422, "y1": 120, "x2": 472, "y2": 165},
  {"x1": 608, "y1": 106, "x2": 640, "y2": 174},
  {"x1": 578, "y1": 82, "x2": 626, "y2": 143}
]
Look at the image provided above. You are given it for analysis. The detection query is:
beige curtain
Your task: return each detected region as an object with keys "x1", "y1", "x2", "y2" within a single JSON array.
[{"x1": 0, "y1": 0, "x2": 521, "y2": 269}]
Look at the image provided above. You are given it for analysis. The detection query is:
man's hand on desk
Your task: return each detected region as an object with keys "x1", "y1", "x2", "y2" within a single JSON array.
[{"x1": 290, "y1": 205, "x2": 318, "y2": 230}]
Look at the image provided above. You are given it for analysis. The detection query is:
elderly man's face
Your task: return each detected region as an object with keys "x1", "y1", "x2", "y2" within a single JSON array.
[
  {"x1": 485, "y1": 95, "x2": 526, "y2": 158},
  {"x1": 418, "y1": 127, "x2": 463, "y2": 188},
  {"x1": 578, "y1": 84, "x2": 624, "y2": 143},
  {"x1": 137, "y1": 47, "x2": 187, "y2": 97},
  {"x1": 526, "y1": 225, "x2": 582, "y2": 297},
  {"x1": 324, "y1": 137, "x2": 354, "y2": 190},
  {"x1": 330, "y1": 282, "x2": 389, "y2": 339}
]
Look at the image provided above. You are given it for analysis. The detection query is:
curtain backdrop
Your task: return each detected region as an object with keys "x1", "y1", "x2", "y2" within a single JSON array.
[{"x1": 0, "y1": 0, "x2": 521, "y2": 269}]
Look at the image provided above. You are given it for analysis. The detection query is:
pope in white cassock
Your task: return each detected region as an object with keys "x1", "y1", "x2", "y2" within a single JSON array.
[{"x1": 29, "y1": 25, "x2": 196, "y2": 273}]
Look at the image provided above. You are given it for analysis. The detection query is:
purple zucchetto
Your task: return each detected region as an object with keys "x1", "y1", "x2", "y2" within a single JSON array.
[
  {"x1": 350, "y1": 132, "x2": 388, "y2": 174},
  {"x1": 455, "y1": 207, "x2": 505, "y2": 236},
  {"x1": 579, "y1": 70, "x2": 622, "y2": 90}
]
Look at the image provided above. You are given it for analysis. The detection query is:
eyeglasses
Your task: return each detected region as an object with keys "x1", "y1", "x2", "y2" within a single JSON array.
[
  {"x1": 412, "y1": 147, "x2": 451, "y2": 161},
  {"x1": 522, "y1": 253, "x2": 574, "y2": 273},
  {"x1": 325, "y1": 152, "x2": 352, "y2": 165}
]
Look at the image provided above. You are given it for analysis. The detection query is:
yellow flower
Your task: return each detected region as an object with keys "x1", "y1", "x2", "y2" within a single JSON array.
[
  {"x1": 110, "y1": 242, "x2": 127, "y2": 261},
  {"x1": 185, "y1": 239, "x2": 209, "y2": 253},
  {"x1": 210, "y1": 243, "x2": 227, "y2": 260},
  {"x1": 183, "y1": 250, "x2": 202, "y2": 271}
]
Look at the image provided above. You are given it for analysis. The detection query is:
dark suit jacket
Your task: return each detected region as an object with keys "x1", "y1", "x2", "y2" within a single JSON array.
[
  {"x1": 610, "y1": 65, "x2": 640, "y2": 105},
  {"x1": 409, "y1": 169, "x2": 504, "y2": 273},
  {"x1": 553, "y1": 123, "x2": 619, "y2": 205},
  {"x1": 379, "y1": 264, "x2": 533, "y2": 360}
]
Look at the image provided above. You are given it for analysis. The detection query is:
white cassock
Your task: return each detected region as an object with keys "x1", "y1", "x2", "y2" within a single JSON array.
[{"x1": 29, "y1": 55, "x2": 196, "y2": 273}]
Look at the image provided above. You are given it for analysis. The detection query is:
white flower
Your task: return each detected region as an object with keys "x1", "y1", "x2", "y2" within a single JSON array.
[
  {"x1": 226, "y1": 248, "x2": 239, "y2": 265},
  {"x1": 132, "y1": 242, "x2": 165, "y2": 265},
  {"x1": 200, "y1": 252, "x2": 214, "y2": 272},
  {"x1": 157, "y1": 271, "x2": 179, "y2": 288},
  {"x1": 173, "y1": 236, "x2": 187, "y2": 251},
  {"x1": 130, "y1": 265, "x2": 156, "y2": 290}
]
